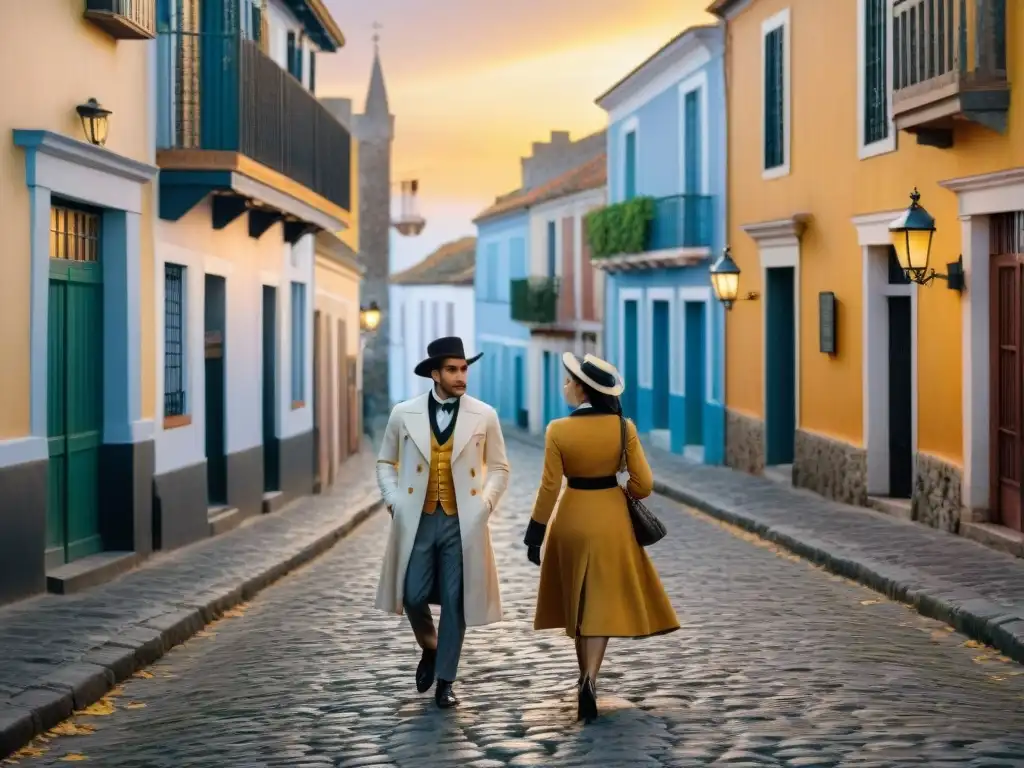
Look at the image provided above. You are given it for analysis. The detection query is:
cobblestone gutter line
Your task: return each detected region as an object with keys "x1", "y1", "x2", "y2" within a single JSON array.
[
  {"x1": 0, "y1": 497, "x2": 383, "y2": 760},
  {"x1": 652, "y1": 477, "x2": 1024, "y2": 667},
  {"x1": 503, "y1": 428, "x2": 1024, "y2": 667}
]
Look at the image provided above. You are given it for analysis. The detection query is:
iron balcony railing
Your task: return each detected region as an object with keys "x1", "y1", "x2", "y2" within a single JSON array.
[
  {"x1": 85, "y1": 0, "x2": 156, "y2": 39},
  {"x1": 510, "y1": 277, "x2": 561, "y2": 325},
  {"x1": 892, "y1": 0, "x2": 1007, "y2": 112},
  {"x1": 647, "y1": 194, "x2": 714, "y2": 251},
  {"x1": 157, "y1": 30, "x2": 351, "y2": 212}
]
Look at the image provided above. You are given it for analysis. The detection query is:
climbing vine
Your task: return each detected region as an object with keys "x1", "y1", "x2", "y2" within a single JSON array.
[{"x1": 585, "y1": 196, "x2": 655, "y2": 259}]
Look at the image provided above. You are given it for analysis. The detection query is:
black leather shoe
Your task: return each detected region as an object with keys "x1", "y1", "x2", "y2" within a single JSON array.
[
  {"x1": 577, "y1": 676, "x2": 598, "y2": 723},
  {"x1": 435, "y1": 679, "x2": 459, "y2": 709},
  {"x1": 416, "y1": 648, "x2": 436, "y2": 693}
]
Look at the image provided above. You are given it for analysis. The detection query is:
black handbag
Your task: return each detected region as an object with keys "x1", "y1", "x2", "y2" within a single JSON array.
[{"x1": 618, "y1": 415, "x2": 666, "y2": 547}]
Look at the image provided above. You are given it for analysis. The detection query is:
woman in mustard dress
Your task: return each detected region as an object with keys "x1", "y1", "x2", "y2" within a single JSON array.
[{"x1": 523, "y1": 353, "x2": 679, "y2": 723}]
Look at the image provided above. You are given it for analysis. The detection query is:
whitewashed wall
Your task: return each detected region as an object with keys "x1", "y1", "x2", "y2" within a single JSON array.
[
  {"x1": 389, "y1": 283, "x2": 476, "y2": 404},
  {"x1": 154, "y1": 199, "x2": 314, "y2": 476}
]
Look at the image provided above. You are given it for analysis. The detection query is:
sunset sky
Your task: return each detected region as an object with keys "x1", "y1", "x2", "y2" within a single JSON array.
[{"x1": 318, "y1": 0, "x2": 715, "y2": 272}]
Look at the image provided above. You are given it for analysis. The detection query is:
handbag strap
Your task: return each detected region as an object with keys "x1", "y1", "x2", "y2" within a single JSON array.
[{"x1": 618, "y1": 414, "x2": 627, "y2": 473}]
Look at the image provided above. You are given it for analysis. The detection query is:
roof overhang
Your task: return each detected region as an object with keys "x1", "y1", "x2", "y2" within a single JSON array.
[
  {"x1": 595, "y1": 24, "x2": 723, "y2": 116},
  {"x1": 280, "y1": 0, "x2": 345, "y2": 52},
  {"x1": 706, "y1": 0, "x2": 753, "y2": 21}
]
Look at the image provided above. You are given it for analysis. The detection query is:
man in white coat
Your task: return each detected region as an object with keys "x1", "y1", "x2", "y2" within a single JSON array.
[{"x1": 375, "y1": 336, "x2": 510, "y2": 708}]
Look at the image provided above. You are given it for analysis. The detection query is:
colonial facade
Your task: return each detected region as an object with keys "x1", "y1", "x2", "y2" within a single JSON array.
[
  {"x1": 712, "y1": 0, "x2": 1024, "y2": 549},
  {"x1": 389, "y1": 236, "x2": 476, "y2": 403},
  {"x1": 473, "y1": 130, "x2": 606, "y2": 428},
  {"x1": 153, "y1": 1, "x2": 352, "y2": 547},
  {"x1": 1, "y1": 3, "x2": 160, "y2": 604},
  {"x1": 594, "y1": 25, "x2": 728, "y2": 463},
  {"x1": 517, "y1": 157, "x2": 606, "y2": 434},
  {"x1": 312, "y1": 231, "x2": 363, "y2": 493}
]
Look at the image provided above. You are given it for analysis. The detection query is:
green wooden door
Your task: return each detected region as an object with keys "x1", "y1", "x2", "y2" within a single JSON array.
[{"x1": 47, "y1": 260, "x2": 104, "y2": 564}]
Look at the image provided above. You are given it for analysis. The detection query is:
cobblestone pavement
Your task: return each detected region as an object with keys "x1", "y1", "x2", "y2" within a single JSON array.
[{"x1": 10, "y1": 441, "x2": 1024, "y2": 767}]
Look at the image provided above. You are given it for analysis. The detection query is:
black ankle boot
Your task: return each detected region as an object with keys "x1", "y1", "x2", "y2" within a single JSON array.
[
  {"x1": 435, "y1": 679, "x2": 459, "y2": 709},
  {"x1": 416, "y1": 648, "x2": 436, "y2": 693},
  {"x1": 577, "y1": 676, "x2": 598, "y2": 723}
]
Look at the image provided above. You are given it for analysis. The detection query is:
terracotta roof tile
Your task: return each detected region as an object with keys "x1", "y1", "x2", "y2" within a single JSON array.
[
  {"x1": 473, "y1": 153, "x2": 607, "y2": 224},
  {"x1": 391, "y1": 236, "x2": 476, "y2": 286}
]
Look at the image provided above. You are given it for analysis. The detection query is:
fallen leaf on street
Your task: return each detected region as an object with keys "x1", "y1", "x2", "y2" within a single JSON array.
[
  {"x1": 973, "y1": 654, "x2": 991, "y2": 664},
  {"x1": 49, "y1": 722, "x2": 96, "y2": 737},
  {"x1": 107, "y1": 685, "x2": 125, "y2": 697},
  {"x1": 859, "y1": 599, "x2": 879, "y2": 606},
  {"x1": 195, "y1": 630, "x2": 216, "y2": 638},
  {"x1": 10, "y1": 743, "x2": 47, "y2": 759},
  {"x1": 221, "y1": 603, "x2": 250, "y2": 619},
  {"x1": 75, "y1": 698, "x2": 115, "y2": 717},
  {"x1": 988, "y1": 674, "x2": 1007, "y2": 682},
  {"x1": 124, "y1": 701, "x2": 147, "y2": 710},
  {"x1": 963, "y1": 640, "x2": 984, "y2": 649},
  {"x1": 59, "y1": 753, "x2": 88, "y2": 761},
  {"x1": 133, "y1": 670, "x2": 154, "y2": 679}
]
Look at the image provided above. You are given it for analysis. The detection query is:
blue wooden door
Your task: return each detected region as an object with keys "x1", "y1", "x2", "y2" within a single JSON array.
[
  {"x1": 765, "y1": 267, "x2": 796, "y2": 465},
  {"x1": 652, "y1": 300, "x2": 670, "y2": 429},
  {"x1": 684, "y1": 301, "x2": 706, "y2": 445},
  {"x1": 624, "y1": 130, "x2": 637, "y2": 200},
  {"x1": 622, "y1": 300, "x2": 639, "y2": 420}
]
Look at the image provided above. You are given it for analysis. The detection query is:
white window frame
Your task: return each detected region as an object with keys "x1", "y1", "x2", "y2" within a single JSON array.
[
  {"x1": 618, "y1": 116, "x2": 640, "y2": 201},
  {"x1": 678, "y1": 71, "x2": 710, "y2": 196},
  {"x1": 761, "y1": 8, "x2": 792, "y2": 181},
  {"x1": 857, "y1": 0, "x2": 897, "y2": 159}
]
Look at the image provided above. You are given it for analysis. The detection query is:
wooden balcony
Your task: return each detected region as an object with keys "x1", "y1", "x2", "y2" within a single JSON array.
[
  {"x1": 84, "y1": 0, "x2": 156, "y2": 40},
  {"x1": 157, "y1": 31, "x2": 351, "y2": 237},
  {"x1": 511, "y1": 277, "x2": 560, "y2": 326},
  {"x1": 892, "y1": 0, "x2": 1009, "y2": 148}
]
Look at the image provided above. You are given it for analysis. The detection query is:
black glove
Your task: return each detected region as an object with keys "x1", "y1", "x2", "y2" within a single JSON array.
[{"x1": 527, "y1": 545, "x2": 541, "y2": 566}]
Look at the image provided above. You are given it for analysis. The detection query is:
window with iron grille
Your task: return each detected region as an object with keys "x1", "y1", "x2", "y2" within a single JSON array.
[
  {"x1": 763, "y1": 25, "x2": 785, "y2": 170},
  {"x1": 50, "y1": 203, "x2": 101, "y2": 262},
  {"x1": 164, "y1": 264, "x2": 187, "y2": 417},
  {"x1": 863, "y1": 0, "x2": 889, "y2": 145},
  {"x1": 291, "y1": 281, "x2": 306, "y2": 402}
]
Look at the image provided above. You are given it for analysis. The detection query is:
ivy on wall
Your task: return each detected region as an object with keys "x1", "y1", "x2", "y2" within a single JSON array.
[{"x1": 585, "y1": 197, "x2": 655, "y2": 259}]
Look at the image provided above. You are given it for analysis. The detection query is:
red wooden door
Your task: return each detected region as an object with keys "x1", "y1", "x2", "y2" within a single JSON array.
[{"x1": 990, "y1": 213, "x2": 1024, "y2": 532}]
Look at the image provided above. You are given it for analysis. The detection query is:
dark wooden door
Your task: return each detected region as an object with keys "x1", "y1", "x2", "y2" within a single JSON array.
[
  {"x1": 205, "y1": 276, "x2": 227, "y2": 505},
  {"x1": 991, "y1": 252, "x2": 1024, "y2": 531},
  {"x1": 887, "y1": 296, "x2": 913, "y2": 498},
  {"x1": 262, "y1": 286, "x2": 279, "y2": 491},
  {"x1": 765, "y1": 267, "x2": 796, "y2": 465},
  {"x1": 684, "y1": 301, "x2": 706, "y2": 446}
]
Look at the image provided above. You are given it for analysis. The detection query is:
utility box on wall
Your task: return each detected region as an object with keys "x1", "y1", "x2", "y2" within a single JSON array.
[{"x1": 818, "y1": 291, "x2": 837, "y2": 356}]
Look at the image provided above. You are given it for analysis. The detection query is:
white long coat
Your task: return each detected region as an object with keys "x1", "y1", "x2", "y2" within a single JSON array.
[{"x1": 374, "y1": 393, "x2": 510, "y2": 627}]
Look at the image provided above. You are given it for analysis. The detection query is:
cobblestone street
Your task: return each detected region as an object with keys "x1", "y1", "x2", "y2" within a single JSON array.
[{"x1": 11, "y1": 440, "x2": 1024, "y2": 767}]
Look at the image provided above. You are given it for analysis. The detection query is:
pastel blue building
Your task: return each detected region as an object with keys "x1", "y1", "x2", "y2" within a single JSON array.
[
  {"x1": 471, "y1": 206, "x2": 530, "y2": 428},
  {"x1": 594, "y1": 24, "x2": 727, "y2": 464}
]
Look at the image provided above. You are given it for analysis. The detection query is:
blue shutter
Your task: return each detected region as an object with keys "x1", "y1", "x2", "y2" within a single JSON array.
[
  {"x1": 763, "y1": 27, "x2": 785, "y2": 170},
  {"x1": 624, "y1": 130, "x2": 637, "y2": 199},
  {"x1": 864, "y1": 0, "x2": 888, "y2": 144}
]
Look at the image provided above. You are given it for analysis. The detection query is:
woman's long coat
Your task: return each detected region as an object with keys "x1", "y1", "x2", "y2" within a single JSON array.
[{"x1": 374, "y1": 393, "x2": 510, "y2": 626}]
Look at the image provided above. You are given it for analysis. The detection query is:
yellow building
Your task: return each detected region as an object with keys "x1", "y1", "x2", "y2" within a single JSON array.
[
  {"x1": 711, "y1": 0, "x2": 1024, "y2": 547},
  {"x1": 0, "y1": 2, "x2": 159, "y2": 604}
]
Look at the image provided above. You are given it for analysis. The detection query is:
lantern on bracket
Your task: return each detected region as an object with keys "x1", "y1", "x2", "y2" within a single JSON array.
[
  {"x1": 76, "y1": 98, "x2": 111, "y2": 147},
  {"x1": 888, "y1": 188, "x2": 964, "y2": 291},
  {"x1": 710, "y1": 247, "x2": 759, "y2": 310}
]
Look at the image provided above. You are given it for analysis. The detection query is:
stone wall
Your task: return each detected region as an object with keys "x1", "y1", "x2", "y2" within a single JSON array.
[
  {"x1": 793, "y1": 430, "x2": 868, "y2": 507},
  {"x1": 521, "y1": 130, "x2": 606, "y2": 190},
  {"x1": 725, "y1": 410, "x2": 764, "y2": 475},
  {"x1": 912, "y1": 453, "x2": 962, "y2": 533}
]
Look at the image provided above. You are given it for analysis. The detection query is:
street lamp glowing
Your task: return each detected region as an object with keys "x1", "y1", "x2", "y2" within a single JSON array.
[
  {"x1": 360, "y1": 301, "x2": 381, "y2": 332},
  {"x1": 710, "y1": 248, "x2": 742, "y2": 309},
  {"x1": 889, "y1": 188, "x2": 935, "y2": 282}
]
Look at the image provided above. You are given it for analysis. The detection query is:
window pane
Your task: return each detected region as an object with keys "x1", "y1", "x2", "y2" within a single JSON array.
[{"x1": 164, "y1": 264, "x2": 187, "y2": 416}]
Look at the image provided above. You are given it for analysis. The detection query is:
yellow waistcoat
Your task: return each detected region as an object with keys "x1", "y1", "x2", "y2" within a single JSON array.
[{"x1": 423, "y1": 429, "x2": 457, "y2": 515}]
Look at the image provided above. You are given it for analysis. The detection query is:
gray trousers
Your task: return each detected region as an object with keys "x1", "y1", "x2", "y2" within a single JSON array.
[{"x1": 403, "y1": 508, "x2": 466, "y2": 682}]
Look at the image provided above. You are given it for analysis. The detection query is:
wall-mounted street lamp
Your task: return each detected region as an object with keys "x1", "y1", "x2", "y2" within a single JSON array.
[
  {"x1": 392, "y1": 179, "x2": 426, "y2": 237},
  {"x1": 360, "y1": 300, "x2": 381, "y2": 333},
  {"x1": 76, "y1": 98, "x2": 111, "y2": 147},
  {"x1": 888, "y1": 188, "x2": 964, "y2": 291},
  {"x1": 710, "y1": 247, "x2": 759, "y2": 310}
]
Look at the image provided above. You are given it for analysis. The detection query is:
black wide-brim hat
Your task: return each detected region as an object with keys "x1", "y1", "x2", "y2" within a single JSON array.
[{"x1": 414, "y1": 336, "x2": 483, "y2": 378}]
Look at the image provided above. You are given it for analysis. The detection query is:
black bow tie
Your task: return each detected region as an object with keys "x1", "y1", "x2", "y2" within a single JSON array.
[{"x1": 440, "y1": 401, "x2": 456, "y2": 414}]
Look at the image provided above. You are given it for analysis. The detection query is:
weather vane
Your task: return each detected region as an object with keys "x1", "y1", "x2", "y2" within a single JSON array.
[{"x1": 372, "y1": 21, "x2": 382, "y2": 48}]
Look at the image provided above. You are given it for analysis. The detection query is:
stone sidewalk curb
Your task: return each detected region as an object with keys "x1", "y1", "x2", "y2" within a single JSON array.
[
  {"x1": 0, "y1": 497, "x2": 383, "y2": 760},
  {"x1": 504, "y1": 428, "x2": 1024, "y2": 666},
  {"x1": 652, "y1": 478, "x2": 1024, "y2": 667}
]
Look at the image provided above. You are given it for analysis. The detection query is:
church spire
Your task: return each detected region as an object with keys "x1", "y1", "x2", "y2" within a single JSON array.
[{"x1": 365, "y1": 22, "x2": 390, "y2": 119}]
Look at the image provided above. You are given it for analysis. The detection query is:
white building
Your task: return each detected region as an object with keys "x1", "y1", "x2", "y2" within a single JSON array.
[
  {"x1": 152, "y1": 0, "x2": 353, "y2": 548},
  {"x1": 389, "y1": 237, "x2": 476, "y2": 404}
]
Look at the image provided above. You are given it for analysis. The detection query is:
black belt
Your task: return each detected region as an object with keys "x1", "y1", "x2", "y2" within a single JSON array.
[{"x1": 566, "y1": 475, "x2": 618, "y2": 490}]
